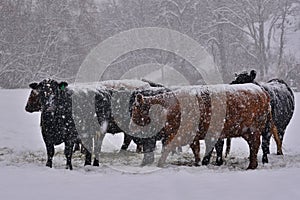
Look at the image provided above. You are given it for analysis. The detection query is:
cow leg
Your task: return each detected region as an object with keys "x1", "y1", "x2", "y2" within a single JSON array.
[
  {"x1": 136, "y1": 144, "x2": 143, "y2": 153},
  {"x1": 177, "y1": 146, "x2": 183, "y2": 153},
  {"x1": 121, "y1": 133, "x2": 143, "y2": 153},
  {"x1": 157, "y1": 135, "x2": 177, "y2": 167},
  {"x1": 244, "y1": 133, "x2": 260, "y2": 170},
  {"x1": 215, "y1": 139, "x2": 224, "y2": 166},
  {"x1": 262, "y1": 131, "x2": 271, "y2": 154},
  {"x1": 202, "y1": 137, "x2": 215, "y2": 165},
  {"x1": 171, "y1": 147, "x2": 182, "y2": 155},
  {"x1": 168, "y1": 137, "x2": 182, "y2": 155},
  {"x1": 161, "y1": 136, "x2": 167, "y2": 153},
  {"x1": 80, "y1": 137, "x2": 93, "y2": 165},
  {"x1": 93, "y1": 131, "x2": 105, "y2": 166},
  {"x1": 84, "y1": 147, "x2": 92, "y2": 166},
  {"x1": 45, "y1": 143, "x2": 54, "y2": 168},
  {"x1": 225, "y1": 138, "x2": 231, "y2": 158},
  {"x1": 157, "y1": 143, "x2": 173, "y2": 167},
  {"x1": 120, "y1": 133, "x2": 132, "y2": 151},
  {"x1": 275, "y1": 129, "x2": 283, "y2": 155},
  {"x1": 73, "y1": 138, "x2": 81, "y2": 152},
  {"x1": 279, "y1": 129, "x2": 284, "y2": 142},
  {"x1": 64, "y1": 141, "x2": 74, "y2": 170},
  {"x1": 141, "y1": 138, "x2": 156, "y2": 166},
  {"x1": 131, "y1": 137, "x2": 143, "y2": 153},
  {"x1": 261, "y1": 131, "x2": 271, "y2": 164},
  {"x1": 190, "y1": 140, "x2": 200, "y2": 166}
]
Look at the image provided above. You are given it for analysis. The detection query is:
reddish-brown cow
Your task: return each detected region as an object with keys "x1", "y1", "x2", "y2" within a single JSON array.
[{"x1": 131, "y1": 84, "x2": 282, "y2": 169}]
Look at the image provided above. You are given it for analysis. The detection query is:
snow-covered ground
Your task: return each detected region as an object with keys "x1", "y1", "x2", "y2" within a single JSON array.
[{"x1": 1, "y1": 89, "x2": 300, "y2": 200}]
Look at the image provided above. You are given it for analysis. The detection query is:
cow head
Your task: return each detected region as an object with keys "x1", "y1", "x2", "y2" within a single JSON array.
[
  {"x1": 25, "y1": 83, "x2": 41, "y2": 113},
  {"x1": 25, "y1": 79, "x2": 68, "y2": 113},
  {"x1": 130, "y1": 93, "x2": 151, "y2": 126},
  {"x1": 231, "y1": 70, "x2": 257, "y2": 84}
]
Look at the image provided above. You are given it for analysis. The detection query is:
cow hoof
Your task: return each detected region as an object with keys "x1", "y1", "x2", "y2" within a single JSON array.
[
  {"x1": 46, "y1": 161, "x2": 52, "y2": 168},
  {"x1": 215, "y1": 157, "x2": 223, "y2": 166},
  {"x1": 141, "y1": 153, "x2": 154, "y2": 166},
  {"x1": 277, "y1": 151, "x2": 283, "y2": 155},
  {"x1": 201, "y1": 157, "x2": 210, "y2": 165},
  {"x1": 157, "y1": 162, "x2": 165, "y2": 168},
  {"x1": 119, "y1": 149, "x2": 126, "y2": 153},
  {"x1": 141, "y1": 159, "x2": 154, "y2": 167},
  {"x1": 262, "y1": 154, "x2": 268, "y2": 164},
  {"x1": 93, "y1": 159, "x2": 99, "y2": 167},
  {"x1": 66, "y1": 165, "x2": 73, "y2": 170},
  {"x1": 84, "y1": 161, "x2": 91, "y2": 166},
  {"x1": 247, "y1": 163, "x2": 258, "y2": 170},
  {"x1": 141, "y1": 162, "x2": 149, "y2": 167}
]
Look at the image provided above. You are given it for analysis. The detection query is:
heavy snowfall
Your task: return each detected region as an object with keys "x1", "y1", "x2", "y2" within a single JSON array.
[
  {"x1": 1, "y1": 0, "x2": 300, "y2": 200},
  {"x1": 0, "y1": 88, "x2": 299, "y2": 200}
]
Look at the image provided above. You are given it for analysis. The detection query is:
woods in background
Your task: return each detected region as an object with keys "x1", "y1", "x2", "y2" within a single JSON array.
[{"x1": 0, "y1": 0, "x2": 299, "y2": 89}]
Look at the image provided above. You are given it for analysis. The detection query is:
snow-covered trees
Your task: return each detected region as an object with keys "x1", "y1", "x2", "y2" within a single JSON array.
[
  {"x1": 0, "y1": 0, "x2": 299, "y2": 88},
  {"x1": 0, "y1": 0, "x2": 100, "y2": 88},
  {"x1": 212, "y1": 0, "x2": 300, "y2": 80}
]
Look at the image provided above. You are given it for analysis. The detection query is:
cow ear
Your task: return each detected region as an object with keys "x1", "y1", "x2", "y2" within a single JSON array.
[
  {"x1": 250, "y1": 70, "x2": 257, "y2": 80},
  {"x1": 135, "y1": 93, "x2": 144, "y2": 104},
  {"x1": 59, "y1": 82, "x2": 68, "y2": 90},
  {"x1": 29, "y1": 82, "x2": 38, "y2": 89}
]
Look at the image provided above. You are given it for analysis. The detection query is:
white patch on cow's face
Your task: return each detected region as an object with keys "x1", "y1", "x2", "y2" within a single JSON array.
[{"x1": 32, "y1": 89, "x2": 39, "y2": 95}]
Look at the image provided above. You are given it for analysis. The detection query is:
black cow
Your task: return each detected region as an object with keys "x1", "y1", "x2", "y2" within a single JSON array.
[
  {"x1": 25, "y1": 79, "x2": 77, "y2": 170},
  {"x1": 71, "y1": 81, "x2": 171, "y2": 166},
  {"x1": 26, "y1": 79, "x2": 148, "y2": 168}
]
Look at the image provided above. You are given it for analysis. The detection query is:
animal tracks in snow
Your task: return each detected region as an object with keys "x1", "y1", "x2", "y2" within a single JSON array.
[{"x1": 1, "y1": 146, "x2": 300, "y2": 173}]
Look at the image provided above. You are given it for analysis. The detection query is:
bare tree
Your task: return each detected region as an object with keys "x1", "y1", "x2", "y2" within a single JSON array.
[
  {"x1": 0, "y1": 0, "x2": 102, "y2": 88},
  {"x1": 1, "y1": 0, "x2": 299, "y2": 88},
  {"x1": 212, "y1": 0, "x2": 299, "y2": 80}
]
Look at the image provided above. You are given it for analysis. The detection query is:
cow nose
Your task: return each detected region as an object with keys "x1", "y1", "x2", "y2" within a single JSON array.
[{"x1": 25, "y1": 105, "x2": 33, "y2": 113}]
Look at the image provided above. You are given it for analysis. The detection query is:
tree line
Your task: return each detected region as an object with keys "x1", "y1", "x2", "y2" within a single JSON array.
[{"x1": 0, "y1": 0, "x2": 299, "y2": 89}]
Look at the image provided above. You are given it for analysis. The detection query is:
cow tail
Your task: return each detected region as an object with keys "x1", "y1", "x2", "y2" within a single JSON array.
[{"x1": 268, "y1": 105, "x2": 283, "y2": 155}]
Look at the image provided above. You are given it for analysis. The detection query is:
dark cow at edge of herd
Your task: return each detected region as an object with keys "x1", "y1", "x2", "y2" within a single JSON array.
[{"x1": 25, "y1": 70, "x2": 295, "y2": 170}]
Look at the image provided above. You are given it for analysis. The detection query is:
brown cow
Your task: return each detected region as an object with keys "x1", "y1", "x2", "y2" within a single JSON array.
[{"x1": 131, "y1": 84, "x2": 281, "y2": 169}]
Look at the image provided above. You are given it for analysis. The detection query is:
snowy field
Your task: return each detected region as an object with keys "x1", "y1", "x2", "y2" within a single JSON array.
[{"x1": 1, "y1": 89, "x2": 300, "y2": 200}]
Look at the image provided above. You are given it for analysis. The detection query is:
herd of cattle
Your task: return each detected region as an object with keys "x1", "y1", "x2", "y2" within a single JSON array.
[{"x1": 25, "y1": 70, "x2": 295, "y2": 170}]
